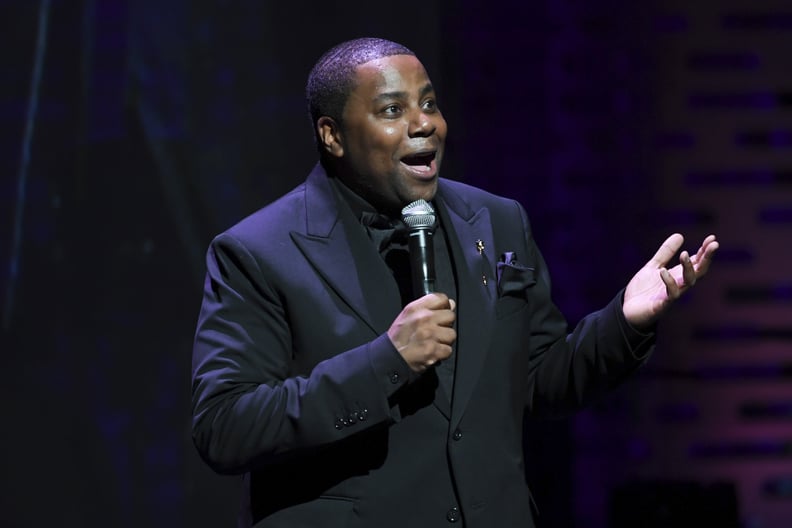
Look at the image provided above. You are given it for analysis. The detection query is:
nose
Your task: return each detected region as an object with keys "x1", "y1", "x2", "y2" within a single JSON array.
[{"x1": 408, "y1": 110, "x2": 436, "y2": 138}]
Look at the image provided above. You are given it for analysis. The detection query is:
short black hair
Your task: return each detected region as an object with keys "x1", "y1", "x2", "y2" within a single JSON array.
[{"x1": 305, "y1": 37, "x2": 415, "y2": 132}]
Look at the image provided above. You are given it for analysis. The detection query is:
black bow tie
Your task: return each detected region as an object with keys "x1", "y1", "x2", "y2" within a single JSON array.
[{"x1": 360, "y1": 212, "x2": 408, "y2": 252}]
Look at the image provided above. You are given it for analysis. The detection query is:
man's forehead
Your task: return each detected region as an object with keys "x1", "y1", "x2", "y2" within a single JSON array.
[
  {"x1": 353, "y1": 54, "x2": 431, "y2": 90},
  {"x1": 356, "y1": 53, "x2": 417, "y2": 68}
]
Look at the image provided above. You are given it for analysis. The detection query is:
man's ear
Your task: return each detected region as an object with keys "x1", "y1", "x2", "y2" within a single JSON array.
[{"x1": 317, "y1": 116, "x2": 344, "y2": 158}]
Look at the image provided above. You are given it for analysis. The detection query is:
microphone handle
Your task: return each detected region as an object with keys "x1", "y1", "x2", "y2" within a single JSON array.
[{"x1": 408, "y1": 228, "x2": 435, "y2": 298}]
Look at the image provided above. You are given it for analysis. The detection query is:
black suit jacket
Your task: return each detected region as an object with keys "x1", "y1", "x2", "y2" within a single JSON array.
[{"x1": 191, "y1": 164, "x2": 652, "y2": 527}]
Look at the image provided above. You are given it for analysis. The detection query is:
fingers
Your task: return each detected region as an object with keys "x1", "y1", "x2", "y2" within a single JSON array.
[
  {"x1": 433, "y1": 326, "x2": 457, "y2": 347},
  {"x1": 699, "y1": 234, "x2": 717, "y2": 254},
  {"x1": 404, "y1": 323, "x2": 456, "y2": 372},
  {"x1": 680, "y1": 250, "x2": 696, "y2": 287},
  {"x1": 660, "y1": 268, "x2": 680, "y2": 299},
  {"x1": 677, "y1": 234, "x2": 719, "y2": 286},
  {"x1": 405, "y1": 293, "x2": 455, "y2": 328},
  {"x1": 692, "y1": 235, "x2": 719, "y2": 276},
  {"x1": 648, "y1": 233, "x2": 684, "y2": 269},
  {"x1": 668, "y1": 233, "x2": 719, "y2": 295},
  {"x1": 409, "y1": 292, "x2": 454, "y2": 310},
  {"x1": 652, "y1": 233, "x2": 719, "y2": 274},
  {"x1": 626, "y1": 233, "x2": 718, "y2": 328},
  {"x1": 388, "y1": 292, "x2": 457, "y2": 372},
  {"x1": 691, "y1": 235, "x2": 716, "y2": 264}
]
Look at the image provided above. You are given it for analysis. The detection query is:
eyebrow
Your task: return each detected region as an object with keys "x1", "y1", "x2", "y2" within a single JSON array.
[{"x1": 373, "y1": 82, "x2": 435, "y2": 103}]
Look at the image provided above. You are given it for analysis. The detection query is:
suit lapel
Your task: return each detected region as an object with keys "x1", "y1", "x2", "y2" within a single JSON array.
[
  {"x1": 435, "y1": 182, "x2": 497, "y2": 429},
  {"x1": 291, "y1": 165, "x2": 401, "y2": 335}
]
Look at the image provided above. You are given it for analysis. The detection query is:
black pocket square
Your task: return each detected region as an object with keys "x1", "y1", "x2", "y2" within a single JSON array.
[{"x1": 496, "y1": 251, "x2": 536, "y2": 297}]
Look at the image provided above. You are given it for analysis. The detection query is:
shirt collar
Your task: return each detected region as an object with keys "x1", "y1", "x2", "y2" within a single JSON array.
[{"x1": 328, "y1": 176, "x2": 383, "y2": 223}]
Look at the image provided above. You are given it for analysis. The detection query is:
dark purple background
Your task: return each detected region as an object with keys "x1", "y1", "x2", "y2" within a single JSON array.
[{"x1": 2, "y1": 1, "x2": 789, "y2": 526}]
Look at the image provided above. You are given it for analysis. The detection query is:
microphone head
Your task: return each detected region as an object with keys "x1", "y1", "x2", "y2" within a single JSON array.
[{"x1": 401, "y1": 199, "x2": 436, "y2": 230}]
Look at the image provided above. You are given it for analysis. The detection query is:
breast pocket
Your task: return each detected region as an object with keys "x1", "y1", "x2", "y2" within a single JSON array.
[{"x1": 495, "y1": 264, "x2": 536, "y2": 319}]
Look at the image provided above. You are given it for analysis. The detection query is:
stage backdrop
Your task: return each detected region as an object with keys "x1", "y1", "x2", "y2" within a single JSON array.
[{"x1": 1, "y1": 1, "x2": 788, "y2": 527}]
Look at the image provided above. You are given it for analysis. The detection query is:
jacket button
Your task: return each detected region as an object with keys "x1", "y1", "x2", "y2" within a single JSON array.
[
  {"x1": 334, "y1": 418, "x2": 344, "y2": 430},
  {"x1": 390, "y1": 372, "x2": 400, "y2": 384},
  {"x1": 359, "y1": 408, "x2": 368, "y2": 421},
  {"x1": 446, "y1": 507, "x2": 460, "y2": 523},
  {"x1": 452, "y1": 429, "x2": 463, "y2": 441}
]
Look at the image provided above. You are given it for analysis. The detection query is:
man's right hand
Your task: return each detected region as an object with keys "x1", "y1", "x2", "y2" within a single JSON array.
[{"x1": 387, "y1": 293, "x2": 457, "y2": 373}]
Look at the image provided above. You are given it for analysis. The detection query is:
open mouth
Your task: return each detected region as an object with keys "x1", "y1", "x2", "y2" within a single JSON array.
[{"x1": 401, "y1": 151, "x2": 436, "y2": 169}]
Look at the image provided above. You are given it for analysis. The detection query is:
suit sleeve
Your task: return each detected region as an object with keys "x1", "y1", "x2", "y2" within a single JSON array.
[
  {"x1": 509, "y1": 200, "x2": 655, "y2": 416},
  {"x1": 190, "y1": 233, "x2": 412, "y2": 474}
]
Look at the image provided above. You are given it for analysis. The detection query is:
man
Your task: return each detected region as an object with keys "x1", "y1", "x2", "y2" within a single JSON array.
[{"x1": 191, "y1": 37, "x2": 718, "y2": 527}]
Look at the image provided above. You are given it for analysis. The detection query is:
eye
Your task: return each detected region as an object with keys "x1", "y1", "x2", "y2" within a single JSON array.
[
  {"x1": 382, "y1": 104, "x2": 402, "y2": 116},
  {"x1": 421, "y1": 98, "x2": 438, "y2": 112}
]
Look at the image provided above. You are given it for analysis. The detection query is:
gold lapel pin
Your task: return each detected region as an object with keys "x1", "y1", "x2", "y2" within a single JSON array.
[{"x1": 476, "y1": 240, "x2": 487, "y2": 285}]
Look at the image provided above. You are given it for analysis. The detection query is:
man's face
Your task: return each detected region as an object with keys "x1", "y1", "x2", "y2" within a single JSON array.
[{"x1": 331, "y1": 54, "x2": 447, "y2": 215}]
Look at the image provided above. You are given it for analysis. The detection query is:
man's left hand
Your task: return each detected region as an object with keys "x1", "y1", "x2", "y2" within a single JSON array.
[{"x1": 622, "y1": 233, "x2": 719, "y2": 331}]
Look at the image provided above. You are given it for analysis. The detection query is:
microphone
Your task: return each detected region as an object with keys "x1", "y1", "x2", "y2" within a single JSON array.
[{"x1": 401, "y1": 199, "x2": 437, "y2": 298}]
